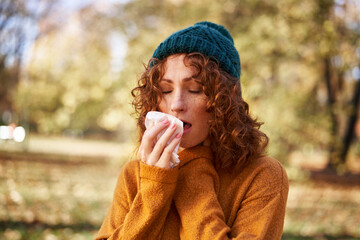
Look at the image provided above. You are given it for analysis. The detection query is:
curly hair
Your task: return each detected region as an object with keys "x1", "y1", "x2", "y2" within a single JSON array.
[{"x1": 131, "y1": 53, "x2": 268, "y2": 169}]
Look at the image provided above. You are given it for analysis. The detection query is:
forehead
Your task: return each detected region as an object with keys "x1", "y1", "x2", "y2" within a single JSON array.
[{"x1": 162, "y1": 54, "x2": 195, "y2": 80}]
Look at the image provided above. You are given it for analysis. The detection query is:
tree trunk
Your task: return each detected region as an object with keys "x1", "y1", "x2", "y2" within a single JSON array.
[
  {"x1": 339, "y1": 66, "x2": 360, "y2": 163},
  {"x1": 324, "y1": 57, "x2": 341, "y2": 170}
]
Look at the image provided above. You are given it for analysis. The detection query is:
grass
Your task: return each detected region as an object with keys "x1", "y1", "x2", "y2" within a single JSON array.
[
  {"x1": 0, "y1": 149, "x2": 122, "y2": 240},
  {"x1": 0, "y1": 136, "x2": 359, "y2": 240}
]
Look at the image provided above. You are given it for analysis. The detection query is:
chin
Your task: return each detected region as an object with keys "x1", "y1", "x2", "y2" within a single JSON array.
[
  {"x1": 179, "y1": 139, "x2": 203, "y2": 149},
  {"x1": 179, "y1": 141, "x2": 195, "y2": 149},
  {"x1": 180, "y1": 133, "x2": 210, "y2": 149}
]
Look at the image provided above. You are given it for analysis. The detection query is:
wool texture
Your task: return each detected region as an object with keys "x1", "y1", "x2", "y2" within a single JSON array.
[
  {"x1": 95, "y1": 145, "x2": 289, "y2": 240},
  {"x1": 151, "y1": 21, "x2": 241, "y2": 80}
]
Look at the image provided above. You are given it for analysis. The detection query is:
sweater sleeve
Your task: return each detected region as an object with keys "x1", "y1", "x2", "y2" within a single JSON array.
[{"x1": 95, "y1": 161, "x2": 179, "y2": 240}]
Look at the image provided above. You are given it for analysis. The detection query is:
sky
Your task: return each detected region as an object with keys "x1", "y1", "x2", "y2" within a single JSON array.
[{"x1": 4, "y1": 0, "x2": 130, "y2": 67}]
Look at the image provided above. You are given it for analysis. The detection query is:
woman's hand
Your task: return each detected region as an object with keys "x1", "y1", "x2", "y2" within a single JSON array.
[{"x1": 138, "y1": 117, "x2": 182, "y2": 169}]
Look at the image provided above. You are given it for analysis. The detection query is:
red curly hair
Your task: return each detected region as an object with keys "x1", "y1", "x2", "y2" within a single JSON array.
[{"x1": 131, "y1": 53, "x2": 268, "y2": 169}]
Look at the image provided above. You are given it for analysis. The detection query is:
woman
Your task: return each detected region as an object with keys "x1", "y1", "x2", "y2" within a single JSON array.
[{"x1": 96, "y1": 21, "x2": 289, "y2": 240}]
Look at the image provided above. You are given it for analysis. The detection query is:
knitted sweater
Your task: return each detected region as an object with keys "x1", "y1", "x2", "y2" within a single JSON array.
[{"x1": 95, "y1": 145, "x2": 289, "y2": 240}]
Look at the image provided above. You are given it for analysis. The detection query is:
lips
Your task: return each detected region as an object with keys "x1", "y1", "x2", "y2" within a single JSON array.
[{"x1": 182, "y1": 120, "x2": 192, "y2": 134}]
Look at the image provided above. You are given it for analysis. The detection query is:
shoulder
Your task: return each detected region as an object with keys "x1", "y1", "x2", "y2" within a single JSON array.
[
  {"x1": 250, "y1": 156, "x2": 287, "y2": 180},
  {"x1": 237, "y1": 156, "x2": 289, "y2": 197},
  {"x1": 219, "y1": 155, "x2": 288, "y2": 191},
  {"x1": 119, "y1": 160, "x2": 141, "y2": 178},
  {"x1": 115, "y1": 160, "x2": 141, "y2": 189}
]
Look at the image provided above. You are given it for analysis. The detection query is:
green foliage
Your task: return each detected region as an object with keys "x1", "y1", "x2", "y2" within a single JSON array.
[
  {"x1": 5, "y1": 0, "x2": 360, "y2": 165},
  {"x1": 221, "y1": 0, "x2": 360, "y2": 164}
]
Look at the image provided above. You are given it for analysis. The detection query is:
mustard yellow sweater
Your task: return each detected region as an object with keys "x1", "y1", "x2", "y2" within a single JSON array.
[{"x1": 96, "y1": 145, "x2": 289, "y2": 240}]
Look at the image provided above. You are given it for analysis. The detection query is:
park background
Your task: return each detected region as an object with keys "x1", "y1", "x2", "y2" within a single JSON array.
[{"x1": 1, "y1": 0, "x2": 360, "y2": 239}]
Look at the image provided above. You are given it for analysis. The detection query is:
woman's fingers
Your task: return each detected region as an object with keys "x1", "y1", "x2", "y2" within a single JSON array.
[
  {"x1": 155, "y1": 132, "x2": 182, "y2": 168},
  {"x1": 140, "y1": 118, "x2": 182, "y2": 169},
  {"x1": 140, "y1": 118, "x2": 169, "y2": 163},
  {"x1": 150, "y1": 123, "x2": 178, "y2": 163}
]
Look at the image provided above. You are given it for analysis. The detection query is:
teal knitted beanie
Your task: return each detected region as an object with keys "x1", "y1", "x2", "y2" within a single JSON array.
[{"x1": 151, "y1": 21, "x2": 241, "y2": 80}]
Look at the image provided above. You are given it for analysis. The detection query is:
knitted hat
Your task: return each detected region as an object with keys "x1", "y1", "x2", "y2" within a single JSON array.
[{"x1": 151, "y1": 21, "x2": 241, "y2": 80}]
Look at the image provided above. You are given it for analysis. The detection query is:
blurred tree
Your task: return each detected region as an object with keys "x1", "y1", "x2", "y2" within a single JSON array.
[
  {"x1": 17, "y1": 0, "x2": 221, "y2": 139},
  {"x1": 16, "y1": 4, "x2": 136, "y2": 140},
  {"x1": 5, "y1": 0, "x2": 360, "y2": 170},
  {"x1": 0, "y1": 0, "x2": 55, "y2": 125},
  {"x1": 220, "y1": 0, "x2": 360, "y2": 170},
  {"x1": 302, "y1": 0, "x2": 360, "y2": 170}
]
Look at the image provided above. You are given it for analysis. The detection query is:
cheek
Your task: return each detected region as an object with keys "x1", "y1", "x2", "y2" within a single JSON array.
[
  {"x1": 195, "y1": 103, "x2": 212, "y2": 127},
  {"x1": 158, "y1": 99, "x2": 168, "y2": 113},
  {"x1": 197, "y1": 100, "x2": 210, "y2": 117}
]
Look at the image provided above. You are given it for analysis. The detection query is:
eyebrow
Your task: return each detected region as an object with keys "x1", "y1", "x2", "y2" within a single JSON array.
[{"x1": 160, "y1": 76, "x2": 196, "y2": 83}]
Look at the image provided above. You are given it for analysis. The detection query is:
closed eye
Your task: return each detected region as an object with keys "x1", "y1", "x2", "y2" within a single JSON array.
[{"x1": 189, "y1": 90, "x2": 202, "y2": 94}]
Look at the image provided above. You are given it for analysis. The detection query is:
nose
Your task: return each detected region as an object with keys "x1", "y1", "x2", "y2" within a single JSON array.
[{"x1": 170, "y1": 92, "x2": 186, "y2": 113}]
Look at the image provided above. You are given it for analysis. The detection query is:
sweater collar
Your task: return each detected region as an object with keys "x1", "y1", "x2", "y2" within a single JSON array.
[{"x1": 178, "y1": 145, "x2": 213, "y2": 167}]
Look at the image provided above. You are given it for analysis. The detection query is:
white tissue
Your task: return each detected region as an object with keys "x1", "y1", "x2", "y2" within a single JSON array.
[{"x1": 145, "y1": 111, "x2": 183, "y2": 168}]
